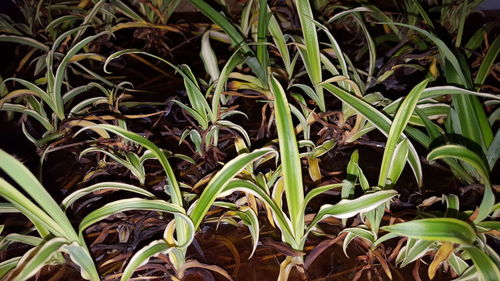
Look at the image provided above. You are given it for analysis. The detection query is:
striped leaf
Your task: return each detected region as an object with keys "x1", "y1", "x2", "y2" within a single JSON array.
[
  {"x1": 269, "y1": 76, "x2": 304, "y2": 246},
  {"x1": 382, "y1": 218, "x2": 476, "y2": 245}
]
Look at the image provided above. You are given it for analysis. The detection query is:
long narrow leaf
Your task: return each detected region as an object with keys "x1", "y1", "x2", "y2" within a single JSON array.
[
  {"x1": 307, "y1": 190, "x2": 398, "y2": 239},
  {"x1": 270, "y1": 76, "x2": 304, "y2": 245},
  {"x1": 62, "y1": 182, "x2": 156, "y2": 210},
  {"x1": 221, "y1": 179, "x2": 295, "y2": 248},
  {"x1": 121, "y1": 240, "x2": 173, "y2": 281},
  {"x1": 186, "y1": 0, "x2": 266, "y2": 84},
  {"x1": 295, "y1": 0, "x2": 324, "y2": 111},
  {"x1": 321, "y1": 83, "x2": 423, "y2": 186},
  {"x1": 189, "y1": 148, "x2": 273, "y2": 229},
  {"x1": 10, "y1": 238, "x2": 67, "y2": 281},
  {"x1": 381, "y1": 218, "x2": 476, "y2": 245},
  {"x1": 427, "y1": 145, "x2": 493, "y2": 222},
  {"x1": 0, "y1": 150, "x2": 76, "y2": 240},
  {"x1": 378, "y1": 79, "x2": 428, "y2": 187},
  {"x1": 474, "y1": 36, "x2": 500, "y2": 86},
  {"x1": 463, "y1": 246, "x2": 500, "y2": 281},
  {"x1": 79, "y1": 198, "x2": 194, "y2": 247}
]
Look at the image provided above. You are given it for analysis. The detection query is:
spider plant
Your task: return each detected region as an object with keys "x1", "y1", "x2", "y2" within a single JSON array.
[
  {"x1": 121, "y1": 0, "x2": 181, "y2": 25},
  {"x1": 353, "y1": 0, "x2": 500, "y2": 181},
  {"x1": 75, "y1": 124, "x2": 272, "y2": 280},
  {"x1": 263, "y1": 76, "x2": 398, "y2": 279},
  {"x1": 184, "y1": 0, "x2": 267, "y2": 85},
  {"x1": 0, "y1": 147, "x2": 191, "y2": 281},
  {"x1": 381, "y1": 187, "x2": 499, "y2": 281},
  {"x1": 0, "y1": 29, "x2": 113, "y2": 146},
  {"x1": 79, "y1": 146, "x2": 194, "y2": 185},
  {"x1": 380, "y1": 4, "x2": 499, "y2": 221},
  {"x1": 290, "y1": 94, "x2": 336, "y2": 183},
  {"x1": 339, "y1": 145, "x2": 499, "y2": 280},
  {"x1": 318, "y1": 80, "x2": 427, "y2": 255},
  {"x1": 104, "y1": 49, "x2": 251, "y2": 158},
  {"x1": 295, "y1": 0, "x2": 324, "y2": 111},
  {"x1": 321, "y1": 77, "x2": 500, "y2": 218},
  {"x1": 183, "y1": 0, "x2": 296, "y2": 86},
  {"x1": 0, "y1": 149, "x2": 99, "y2": 280}
]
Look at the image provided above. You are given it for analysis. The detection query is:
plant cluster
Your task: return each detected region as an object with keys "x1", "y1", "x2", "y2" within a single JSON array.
[{"x1": 0, "y1": 0, "x2": 498, "y2": 281}]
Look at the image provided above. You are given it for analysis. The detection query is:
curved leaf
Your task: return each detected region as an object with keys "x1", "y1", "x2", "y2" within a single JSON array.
[
  {"x1": 378, "y1": 79, "x2": 428, "y2": 187},
  {"x1": 189, "y1": 148, "x2": 273, "y2": 229},
  {"x1": 62, "y1": 182, "x2": 156, "y2": 210},
  {"x1": 0, "y1": 150, "x2": 76, "y2": 240},
  {"x1": 79, "y1": 198, "x2": 194, "y2": 248},
  {"x1": 321, "y1": 83, "x2": 423, "y2": 186},
  {"x1": 10, "y1": 238, "x2": 67, "y2": 281},
  {"x1": 381, "y1": 218, "x2": 476, "y2": 245},
  {"x1": 121, "y1": 240, "x2": 173, "y2": 281},
  {"x1": 221, "y1": 179, "x2": 295, "y2": 247},
  {"x1": 463, "y1": 246, "x2": 500, "y2": 281},
  {"x1": 427, "y1": 145, "x2": 493, "y2": 222},
  {"x1": 307, "y1": 190, "x2": 398, "y2": 235},
  {"x1": 270, "y1": 76, "x2": 304, "y2": 245}
]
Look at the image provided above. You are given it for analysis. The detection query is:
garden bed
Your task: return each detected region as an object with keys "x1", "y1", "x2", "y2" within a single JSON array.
[{"x1": 0, "y1": 1, "x2": 498, "y2": 281}]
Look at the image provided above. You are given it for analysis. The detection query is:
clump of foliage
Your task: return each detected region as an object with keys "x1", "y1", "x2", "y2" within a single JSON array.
[{"x1": 0, "y1": 0, "x2": 498, "y2": 281}]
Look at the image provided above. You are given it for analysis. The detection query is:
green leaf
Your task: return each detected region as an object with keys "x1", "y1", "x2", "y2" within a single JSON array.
[
  {"x1": 268, "y1": 11, "x2": 292, "y2": 76},
  {"x1": 0, "y1": 234, "x2": 42, "y2": 247},
  {"x1": 62, "y1": 182, "x2": 156, "y2": 210},
  {"x1": 386, "y1": 138, "x2": 409, "y2": 186},
  {"x1": 0, "y1": 35, "x2": 49, "y2": 51},
  {"x1": 0, "y1": 257, "x2": 20, "y2": 279},
  {"x1": 221, "y1": 179, "x2": 294, "y2": 246},
  {"x1": 307, "y1": 190, "x2": 398, "y2": 235},
  {"x1": 217, "y1": 120, "x2": 251, "y2": 146},
  {"x1": 269, "y1": 76, "x2": 304, "y2": 246},
  {"x1": 63, "y1": 242, "x2": 100, "y2": 281},
  {"x1": 453, "y1": 266, "x2": 478, "y2": 281},
  {"x1": 421, "y1": 86, "x2": 500, "y2": 101},
  {"x1": 386, "y1": 23, "x2": 468, "y2": 84},
  {"x1": 463, "y1": 246, "x2": 500, "y2": 281},
  {"x1": 474, "y1": 36, "x2": 500, "y2": 87},
  {"x1": 295, "y1": 0, "x2": 324, "y2": 111},
  {"x1": 53, "y1": 32, "x2": 108, "y2": 120},
  {"x1": 2, "y1": 78, "x2": 55, "y2": 110},
  {"x1": 10, "y1": 238, "x2": 67, "y2": 281},
  {"x1": 303, "y1": 183, "x2": 343, "y2": 209},
  {"x1": 186, "y1": 0, "x2": 266, "y2": 84},
  {"x1": 427, "y1": 145, "x2": 493, "y2": 222},
  {"x1": 321, "y1": 83, "x2": 423, "y2": 186},
  {"x1": 399, "y1": 239, "x2": 434, "y2": 267},
  {"x1": 179, "y1": 64, "x2": 212, "y2": 123},
  {"x1": 0, "y1": 150, "x2": 76, "y2": 240},
  {"x1": 104, "y1": 50, "x2": 212, "y2": 128},
  {"x1": 79, "y1": 198, "x2": 193, "y2": 246},
  {"x1": 75, "y1": 125, "x2": 182, "y2": 207},
  {"x1": 448, "y1": 253, "x2": 469, "y2": 276},
  {"x1": 236, "y1": 206, "x2": 260, "y2": 258},
  {"x1": 211, "y1": 50, "x2": 244, "y2": 121},
  {"x1": 0, "y1": 103, "x2": 53, "y2": 130},
  {"x1": 121, "y1": 240, "x2": 174, "y2": 281},
  {"x1": 477, "y1": 221, "x2": 500, "y2": 231},
  {"x1": 341, "y1": 227, "x2": 375, "y2": 257},
  {"x1": 189, "y1": 148, "x2": 273, "y2": 229},
  {"x1": 256, "y1": 0, "x2": 269, "y2": 71},
  {"x1": 381, "y1": 218, "x2": 476, "y2": 245},
  {"x1": 378, "y1": 79, "x2": 428, "y2": 187},
  {"x1": 487, "y1": 131, "x2": 500, "y2": 171},
  {"x1": 110, "y1": 0, "x2": 145, "y2": 21}
]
